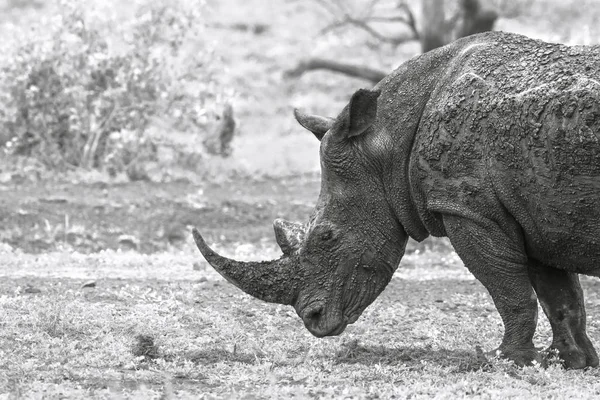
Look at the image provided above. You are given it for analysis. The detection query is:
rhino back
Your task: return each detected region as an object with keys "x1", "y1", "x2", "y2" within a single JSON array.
[{"x1": 412, "y1": 32, "x2": 600, "y2": 272}]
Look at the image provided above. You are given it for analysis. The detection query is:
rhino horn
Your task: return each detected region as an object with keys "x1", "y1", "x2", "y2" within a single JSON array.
[
  {"x1": 192, "y1": 228, "x2": 298, "y2": 305},
  {"x1": 293, "y1": 109, "x2": 335, "y2": 141}
]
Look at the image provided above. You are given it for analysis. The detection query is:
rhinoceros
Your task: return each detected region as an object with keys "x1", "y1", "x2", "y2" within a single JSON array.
[{"x1": 192, "y1": 31, "x2": 600, "y2": 369}]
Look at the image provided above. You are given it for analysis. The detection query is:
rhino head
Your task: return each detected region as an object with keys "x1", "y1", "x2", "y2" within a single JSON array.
[{"x1": 193, "y1": 88, "x2": 408, "y2": 337}]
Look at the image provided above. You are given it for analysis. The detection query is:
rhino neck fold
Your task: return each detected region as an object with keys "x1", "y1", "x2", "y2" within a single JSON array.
[{"x1": 376, "y1": 46, "x2": 454, "y2": 242}]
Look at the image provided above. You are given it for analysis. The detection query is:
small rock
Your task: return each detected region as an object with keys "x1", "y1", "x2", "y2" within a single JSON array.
[
  {"x1": 81, "y1": 281, "x2": 97, "y2": 289},
  {"x1": 24, "y1": 285, "x2": 41, "y2": 294},
  {"x1": 118, "y1": 235, "x2": 139, "y2": 250},
  {"x1": 39, "y1": 197, "x2": 68, "y2": 204}
]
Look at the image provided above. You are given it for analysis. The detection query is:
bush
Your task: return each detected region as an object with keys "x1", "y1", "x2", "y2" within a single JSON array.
[{"x1": 0, "y1": 0, "x2": 227, "y2": 174}]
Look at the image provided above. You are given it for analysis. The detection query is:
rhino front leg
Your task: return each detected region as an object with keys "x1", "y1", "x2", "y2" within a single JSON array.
[
  {"x1": 443, "y1": 215, "x2": 541, "y2": 366},
  {"x1": 528, "y1": 262, "x2": 599, "y2": 369}
]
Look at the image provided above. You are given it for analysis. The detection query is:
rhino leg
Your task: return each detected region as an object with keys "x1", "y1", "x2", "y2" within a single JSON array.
[
  {"x1": 528, "y1": 262, "x2": 599, "y2": 369},
  {"x1": 443, "y1": 215, "x2": 541, "y2": 367}
]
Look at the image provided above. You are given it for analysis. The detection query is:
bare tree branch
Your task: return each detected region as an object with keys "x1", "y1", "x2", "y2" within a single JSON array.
[
  {"x1": 318, "y1": 0, "x2": 419, "y2": 45},
  {"x1": 284, "y1": 58, "x2": 387, "y2": 84},
  {"x1": 319, "y1": 18, "x2": 352, "y2": 35},
  {"x1": 396, "y1": 1, "x2": 419, "y2": 39},
  {"x1": 346, "y1": 17, "x2": 417, "y2": 44},
  {"x1": 320, "y1": 14, "x2": 418, "y2": 45},
  {"x1": 364, "y1": 16, "x2": 413, "y2": 23}
]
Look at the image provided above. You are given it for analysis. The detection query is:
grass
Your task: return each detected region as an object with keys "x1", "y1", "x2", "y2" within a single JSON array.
[{"x1": 2, "y1": 242, "x2": 600, "y2": 398}]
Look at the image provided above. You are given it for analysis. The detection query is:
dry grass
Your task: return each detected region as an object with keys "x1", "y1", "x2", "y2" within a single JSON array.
[{"x1": 2, "y1": 242, "x2": 600, "y2": 398}]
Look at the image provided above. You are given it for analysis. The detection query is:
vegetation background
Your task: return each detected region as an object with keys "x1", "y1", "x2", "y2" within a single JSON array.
[{"x1": 1, "y1": 0, "x2": 600, "y2": 398}]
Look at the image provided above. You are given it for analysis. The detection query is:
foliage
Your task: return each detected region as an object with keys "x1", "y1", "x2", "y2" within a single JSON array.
[{"x1": 0, "y1": 0, "x2": 225, "y2": 174}]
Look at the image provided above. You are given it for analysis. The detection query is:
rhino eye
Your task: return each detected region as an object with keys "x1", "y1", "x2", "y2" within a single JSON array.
[
  {"x1": 312, "y1": 224, "x2": 337, "y2": 244},
  {"x1": 320, "y1": 230, "x2": 334, "y2": 241}
]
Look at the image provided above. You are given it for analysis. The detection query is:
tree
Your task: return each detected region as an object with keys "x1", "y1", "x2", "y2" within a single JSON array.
[
  {"x1": 286, "y1": 0, "x2": 498, "y2": 84},
  {"x1": 421, "y1": 0, "x2": 447, "y2": 52}
]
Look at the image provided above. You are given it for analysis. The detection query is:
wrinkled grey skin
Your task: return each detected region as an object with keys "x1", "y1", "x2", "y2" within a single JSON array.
[{"x1": 193, "y1": 31, "x2": 600, "y2": 369}]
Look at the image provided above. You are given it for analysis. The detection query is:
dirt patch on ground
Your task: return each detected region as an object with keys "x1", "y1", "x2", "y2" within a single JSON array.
[{"x1": 0, "y1": 175, "x2": 320, "y2": 253}]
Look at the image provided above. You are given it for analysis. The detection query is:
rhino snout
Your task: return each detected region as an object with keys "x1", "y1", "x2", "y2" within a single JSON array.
[{"x1": 301, "y1": 303, "x2": 348, "y2": 337}]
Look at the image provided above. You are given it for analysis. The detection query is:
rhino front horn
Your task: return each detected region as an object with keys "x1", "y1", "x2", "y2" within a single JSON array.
[{"x1": 192, "y1": 228, "x2": 298, "y2": 305}]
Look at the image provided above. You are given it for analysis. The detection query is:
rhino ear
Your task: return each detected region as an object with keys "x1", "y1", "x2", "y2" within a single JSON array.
[
  {"x1": 294, "y1": 109, "x2": 335, "y2": 141},
  {"x1": 273, "y1": 218, "x2": 306, "y2": 255},
  {"x1": 345, "y1": 89, "x2": 381, "y2": 138}
]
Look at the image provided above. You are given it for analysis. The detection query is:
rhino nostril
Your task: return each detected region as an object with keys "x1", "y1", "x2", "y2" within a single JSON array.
[{"x1": 303, "y1": 306, "x2": 324, "y2": 327}]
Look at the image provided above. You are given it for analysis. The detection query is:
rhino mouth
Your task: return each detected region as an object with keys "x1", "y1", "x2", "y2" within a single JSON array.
[
  {"x1": 306, "y1": 320, "x2": 349, "y2": 338},
  {"x1": 315, "y1": 312, "x2": 362, "y2": 337},
  {"x1": 301, "y1": 309, "x2": 360, "y2": 337},
  {"x1": 325, "y1": 313, "x2": 362, "y2": 336},
  {"x1": 328, "y1": 322, "x2": 349, "y2": 336}
]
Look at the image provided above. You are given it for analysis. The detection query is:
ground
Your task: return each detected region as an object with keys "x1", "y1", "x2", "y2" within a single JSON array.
[
  {"x1": 3, "y1": 0, "x2": 600, "y2": 398},
  {"x1": 3, "y1": 176, "x2": 600, "y2": 399}
]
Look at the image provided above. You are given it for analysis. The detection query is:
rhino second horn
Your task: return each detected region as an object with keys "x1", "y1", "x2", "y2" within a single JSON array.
[
  {"x1": 192, "y1": 228, "x2": 298, "y2": 305},
  {"x1": 273, "y1": 218, "x2": 306, "y2": 255}
]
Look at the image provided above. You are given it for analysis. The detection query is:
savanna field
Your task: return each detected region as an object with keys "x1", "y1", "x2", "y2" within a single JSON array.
[{"x1": 2, "y1": 0, "x2": 600, "y2": 398}]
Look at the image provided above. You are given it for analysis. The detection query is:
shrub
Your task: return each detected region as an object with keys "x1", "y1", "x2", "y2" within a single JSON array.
[{"x1": 0, "y1": 0, "x2": 227, "y2": 173}]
